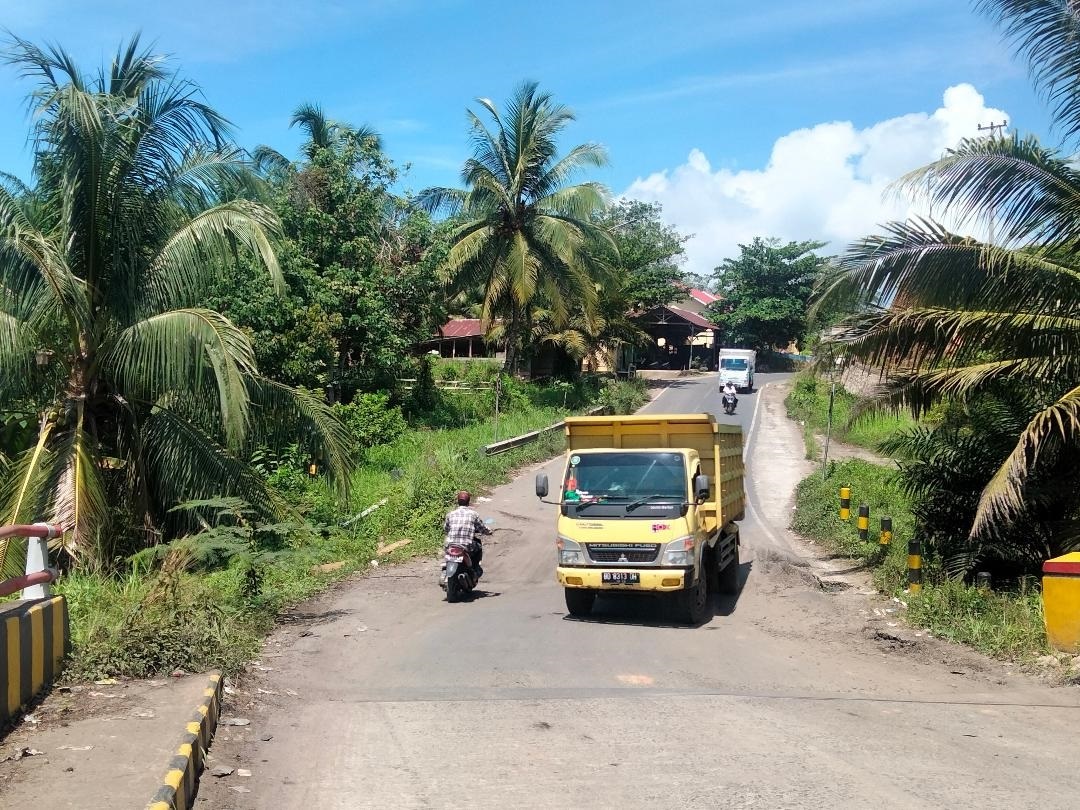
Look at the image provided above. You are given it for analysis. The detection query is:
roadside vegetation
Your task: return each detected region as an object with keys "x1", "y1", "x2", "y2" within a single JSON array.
[
  {"x1": 791, "y1": 2, "x2": 1080, "y2": 665},
  {"x1": 785, "y1": 373, "x2": 918, "y2": 456},
  {"x1": 0, "y1": 36, "x2": 662, "y2": 679},
  {"x1": 793, "y1": 459, "x2": 1050, "y2": 661}
]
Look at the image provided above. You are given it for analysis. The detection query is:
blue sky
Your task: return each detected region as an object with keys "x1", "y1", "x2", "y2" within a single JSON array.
[{"x1": 0, "y1": 0, "x2": 1057, "y2": 272}]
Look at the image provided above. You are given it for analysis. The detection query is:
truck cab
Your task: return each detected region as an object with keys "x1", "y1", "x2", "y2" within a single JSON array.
[{"x1": 536, "y1": 414, "x2": 744, "y2": 624}]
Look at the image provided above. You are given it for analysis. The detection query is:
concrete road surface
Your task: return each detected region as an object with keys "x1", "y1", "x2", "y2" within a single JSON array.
[{"x1": 200, "y1": 373, "x2": 1080, "y2": 810}]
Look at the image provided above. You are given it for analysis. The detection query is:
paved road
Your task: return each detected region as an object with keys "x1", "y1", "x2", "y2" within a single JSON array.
[{"x1": 201, "y1": 374, "x2": 1080, "y2": 810}]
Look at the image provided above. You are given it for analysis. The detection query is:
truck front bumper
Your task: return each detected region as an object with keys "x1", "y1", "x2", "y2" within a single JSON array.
[{"x1": 557, "y1": 567, "x2": 688, "y2": 592}]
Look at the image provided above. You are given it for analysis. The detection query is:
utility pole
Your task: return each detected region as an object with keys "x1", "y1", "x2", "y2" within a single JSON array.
[{"x1": 978, "y1": 120, "x2": 1008, "y2": 244}]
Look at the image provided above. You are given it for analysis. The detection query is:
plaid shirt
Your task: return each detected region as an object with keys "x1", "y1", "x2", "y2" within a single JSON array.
[{"x1": 443, "y1": 506, "x2": 490, "y2": 546}]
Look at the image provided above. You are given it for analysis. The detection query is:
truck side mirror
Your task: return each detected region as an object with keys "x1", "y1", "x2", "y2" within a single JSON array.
[
  {"x1": 694, "y1": 475, "x2": 710, "y2": 502},
  {"x1": 535, "y1": 473, "x2": 549, "y2": 499}
]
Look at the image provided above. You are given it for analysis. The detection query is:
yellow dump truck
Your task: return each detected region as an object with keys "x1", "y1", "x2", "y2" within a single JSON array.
[{"x1": 535, "y1": 413, "x2": 745, "y2": 623}]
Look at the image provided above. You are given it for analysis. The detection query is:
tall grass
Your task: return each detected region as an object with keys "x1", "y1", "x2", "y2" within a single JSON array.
[{"x1": 785, "y1": 372, "x2": 916, "y2": 453}]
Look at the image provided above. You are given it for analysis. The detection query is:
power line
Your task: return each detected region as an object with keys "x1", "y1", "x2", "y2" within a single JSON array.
[{"x1": 977, "y1": 119, "x2": 1008, "y2": 138}]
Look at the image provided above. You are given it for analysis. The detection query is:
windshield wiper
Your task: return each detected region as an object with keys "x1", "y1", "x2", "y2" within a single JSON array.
[{"x1": 625, "y1": 494, "x2": 684, "y2": 512}]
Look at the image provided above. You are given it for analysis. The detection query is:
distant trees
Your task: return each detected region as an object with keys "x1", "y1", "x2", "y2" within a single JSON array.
[
  {"x1": 210, "y1": 103, "x2": 447, "y2": 392},
  {"x1": 707, "y1": 238, "x2": 827, "y2": 352}
]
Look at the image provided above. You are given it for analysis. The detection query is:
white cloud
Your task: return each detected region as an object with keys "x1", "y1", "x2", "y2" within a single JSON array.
[{"x1": 623, "y1": 84, "x2": 1008, "y2": 275}]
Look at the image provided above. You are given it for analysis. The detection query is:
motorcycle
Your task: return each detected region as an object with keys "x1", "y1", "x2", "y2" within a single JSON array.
[
  {"x1": 440, "y1": 518, "x2": 493, "y2": 603},
  {"x1": 721, "y1": 391, "x2": 738, "y2": 415}
]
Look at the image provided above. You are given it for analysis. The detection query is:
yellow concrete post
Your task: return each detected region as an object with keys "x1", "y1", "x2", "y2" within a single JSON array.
[
  {"x1": 880, "y1": 516, "x2": 892, "y2": 546},
  {"x1": 857, "y1": 504, "x2": 870, "y2": 541},
  {"x1": 907, "y1": 538, "x2": 923, "y2": 595},
  {"x1": 839, "y1": 487, "x2": 851, "y2": 521},
  {"x1": 1043, "y1": 553, "x2": 1080, "y2": 653}
]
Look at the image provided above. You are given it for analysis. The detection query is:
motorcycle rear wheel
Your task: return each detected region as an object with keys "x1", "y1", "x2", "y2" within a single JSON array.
[{"x1": 446, "y1": 575, "x2": 460, "y2": 603}]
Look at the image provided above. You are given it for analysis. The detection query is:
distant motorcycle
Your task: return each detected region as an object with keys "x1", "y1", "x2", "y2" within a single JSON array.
[
  {"x1": 440, "y1": 518, "x2": 494, "y2": 603},
  {"x1": 722, "y1": 392, "x2": 738, "y2": 415}
]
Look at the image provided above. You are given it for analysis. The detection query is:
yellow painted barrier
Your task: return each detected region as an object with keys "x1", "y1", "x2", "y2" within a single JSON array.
[
  {"x1": 880, "y1": 516, "x2": 892, "y2": 546},
  {"x1": 1043, "y1": 553, "x2": 1080, "y2": 653},
  {"x1": 907, "y1": 538, "x2": 923, "y2": 595},
  {"x1": 839, "y1": 487, "x2": 851, "y2": 521},
  {"x1": 0, "y1": 596, "x2": 69, "y2": 726}
]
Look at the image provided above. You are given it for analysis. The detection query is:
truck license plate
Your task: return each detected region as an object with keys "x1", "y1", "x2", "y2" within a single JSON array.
[{"x1": 602, "y1": 572, "x2": 640, "y2": 584}]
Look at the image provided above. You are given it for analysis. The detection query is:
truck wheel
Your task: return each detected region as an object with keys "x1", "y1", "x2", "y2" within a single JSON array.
[
  {"x1": 674, "y1": 571, "x2": 708, "y2": 624},
  {"x1": 705, "y1": 547, "x2": 720, "y2": 593},
  {"x1": 565, "y1": 588, "x2": 596, "y2": 617},
  {"x1": 719, "y1": 538, "x2": 740, "y2": 595}
]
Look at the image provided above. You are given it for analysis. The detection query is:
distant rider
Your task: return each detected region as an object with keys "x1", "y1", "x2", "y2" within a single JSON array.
[
  {"x1": 722, "y1": 381, "x2": 738, "y2": 407},
  {"x1": 444, "y1": 490, "x2": 491, "y2": 577}
]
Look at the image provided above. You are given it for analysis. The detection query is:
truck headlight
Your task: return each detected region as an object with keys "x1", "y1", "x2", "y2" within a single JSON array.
[
  {"x1": 663, "y1": 536, "x2": 695, "y2": 566},
  {"x1": 557, "y1": 536, "x2": 584, "y2": 566}
]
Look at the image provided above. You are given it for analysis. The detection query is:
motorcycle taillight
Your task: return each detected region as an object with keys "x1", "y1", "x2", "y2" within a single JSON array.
[{"x1": 447, "y1": 544, "x2": 466, "y2": 558}]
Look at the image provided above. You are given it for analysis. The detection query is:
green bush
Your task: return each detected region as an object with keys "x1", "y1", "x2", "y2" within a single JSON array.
[
  {"x1": 597, "y1": 377, "x2": 649, "y2": 414},
  {"x1": 333, "y1": 393, "x2": 407, "y2": 449},
  {"x1": 784, "y1": 371, "x2": 915, "y2": 451}
]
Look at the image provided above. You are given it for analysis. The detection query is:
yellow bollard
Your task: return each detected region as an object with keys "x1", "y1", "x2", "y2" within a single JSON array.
[
  {"x1": 879, "y1": 516, "x2": 892, "y2": 546},
  {"x1": 907, "y1": 538, "x2": 923, "y2": 594},
  {"x1": 839, "y1": 487, "x2": 851, "y2": 521},
  {"x1": 857, "y1": 504, "x2": 870, "y2": 541}
]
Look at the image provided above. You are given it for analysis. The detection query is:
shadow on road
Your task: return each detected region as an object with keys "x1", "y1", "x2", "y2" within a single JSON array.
[{"x1": 561, "y1": 560, "x2": 753, "y2": 629}]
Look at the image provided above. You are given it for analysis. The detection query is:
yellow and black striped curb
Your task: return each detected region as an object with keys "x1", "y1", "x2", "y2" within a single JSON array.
[
  {"x1": 1, "y1": 596, "x2": 69, "y2": 727},
  {"x1": 147, "y1": 671, "x2": 223, "y2": 810}
]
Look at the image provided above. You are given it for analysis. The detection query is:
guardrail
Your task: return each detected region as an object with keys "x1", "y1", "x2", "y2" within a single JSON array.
[
  {"x1": 483, "y1": 406, "x2": 607, "y2": 456},
  {"x1": 0, "y1": 523, "x2": 62, "y2": 599}
]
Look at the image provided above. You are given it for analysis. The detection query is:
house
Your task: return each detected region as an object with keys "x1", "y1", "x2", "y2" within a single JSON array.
[{"x1": 415, "y1": 318, "x2": 502, "y2": 360}]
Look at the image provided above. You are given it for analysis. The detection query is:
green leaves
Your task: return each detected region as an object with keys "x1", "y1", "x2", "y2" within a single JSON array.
[
  {"x1": 709, "y1": 237, "x2": 828, "y2": 351},
  {"x1": 416, "y1": 81, "x2": 612, "y2": 372},
  {"x1": 0, "y1": 36, "x2": 355, "y2": 565}
]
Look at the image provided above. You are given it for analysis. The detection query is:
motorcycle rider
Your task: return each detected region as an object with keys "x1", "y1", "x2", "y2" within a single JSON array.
[
  {"x1": 443, "y1": 490, "x2": 491, "y2": 577},
  {"x1": 722, "y1": 380, "x2": 738, "y2": 412}
]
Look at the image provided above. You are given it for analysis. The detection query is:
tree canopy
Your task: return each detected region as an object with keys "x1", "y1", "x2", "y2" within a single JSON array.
[{"x1": 707, "y1": 237, "x2": 827, "y2": 352}]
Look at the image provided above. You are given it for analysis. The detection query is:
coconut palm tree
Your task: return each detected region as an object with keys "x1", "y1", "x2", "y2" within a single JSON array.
[
  {"x1": 251, "y1": 102, "x2": 382, "y2": 177},
  {"x1": 416, "y1": 81, "x2": 613, "y2": 374},
  {"x1": 816, "y1": 133, "x2": 1080, "y2": 536},
  {"x1": 0, "y1": 36, "x2": 352, "y2": 573}
]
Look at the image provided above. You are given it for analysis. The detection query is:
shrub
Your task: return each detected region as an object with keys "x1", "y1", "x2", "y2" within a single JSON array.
[
  {"x1": 333, "y1": 393, "x2": 407, "y2": 449},
  {"x1": 597, "y1": 377, "x2": 649, "y2": 414}
]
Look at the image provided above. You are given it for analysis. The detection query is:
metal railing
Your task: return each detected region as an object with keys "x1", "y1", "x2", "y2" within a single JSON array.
[
  {"x1": 0, "y1": 523, "x2": 62, "y2": 599},
  {"x1": 483, "y1": 406, "x2": 607, "y2": 456}
]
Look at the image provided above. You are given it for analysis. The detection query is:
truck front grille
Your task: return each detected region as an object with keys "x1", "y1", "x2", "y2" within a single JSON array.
[{"x1": 586, "y1": 543, "x2": 660, "y2": 563}]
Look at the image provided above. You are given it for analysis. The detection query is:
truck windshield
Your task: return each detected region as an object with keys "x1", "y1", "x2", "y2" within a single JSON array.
[
  {"x1": 564, "y1": 452, "x2": 687, "y2": 517},
  {"x1": 720, "y1": 358, "x2": 748, "y2": 370}
]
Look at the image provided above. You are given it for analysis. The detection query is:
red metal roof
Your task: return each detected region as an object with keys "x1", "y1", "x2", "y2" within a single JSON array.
[
  {"x1": 440, "y1": 319, "x2": 485, "y2": 339},
  {"x1": 688, "y1": 288, "x2": 720, "y2": 305}
]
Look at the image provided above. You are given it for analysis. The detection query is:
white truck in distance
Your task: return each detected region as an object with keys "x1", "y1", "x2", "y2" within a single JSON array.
[{"x1": 718, "y1": 349, "x2": 756, "y2": 393}]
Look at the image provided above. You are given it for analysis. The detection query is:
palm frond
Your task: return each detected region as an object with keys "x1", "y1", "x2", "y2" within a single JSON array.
[
  {"x1": 977, "y1": 0, "x2": 1080, "y2": 141},
  {"x1": 974, "y1": 383, "x2": 1080, "y2": 535},
  {"x1": 103, "y1": 308, "x2": 257, "y2": 448}
]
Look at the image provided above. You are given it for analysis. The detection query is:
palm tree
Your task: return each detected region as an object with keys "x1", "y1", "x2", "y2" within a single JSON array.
[
  {"x1": 816, "y1": 133, "x2": 1080, "y2": 536},
  {"x1": 251, "y1": 102, "x2": 382, "y2": 176},
  {"x1": 416, "y1": 81, "x2": 613, "y2": 374},
  {"x1": 0, "y1": 36, "x2": 352, "y2": 574}
]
